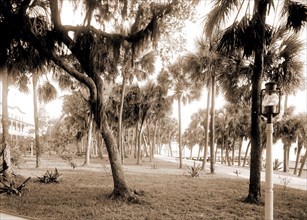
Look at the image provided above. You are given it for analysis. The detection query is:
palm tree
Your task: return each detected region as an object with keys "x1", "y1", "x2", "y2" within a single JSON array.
[
  {"x1": 158, "y1": 59, "x2": 201, "y2": 168},
  {"x1": 274, "y1": 107, "x2": 301, "y2": 172},
  {"x1": 293, "y1": 113, "x2": 307, "y2": 175},
  {"x1": 184, "y1": 111, "x2": 206, "y2": 160},
  {"x1": 184, "y1": 39, "x2": 223, "y2": 173},
  {"x1": 158, "y1": 116, "x2": 178, "y2": 157},
  {"x1": 118, "y1": 51, "x2": 156, "y2": 163},
  {"x1": 204, "y1": 0, "x2": 307, "y2": 203},
  {"x1": 0, "y1": 68, "x2": 11, "y2": 180}
]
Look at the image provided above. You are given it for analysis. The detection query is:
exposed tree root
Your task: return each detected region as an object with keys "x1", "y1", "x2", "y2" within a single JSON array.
[
  {"x1": 108, "y1": 188, "x2": 147, "y2": 204},
  {"x1": 243, "y1": 195, "x2": 263, "y2": 205}
]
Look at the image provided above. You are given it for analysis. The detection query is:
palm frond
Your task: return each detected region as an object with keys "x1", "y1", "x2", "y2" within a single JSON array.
[
  {"x1": 38, "y1": 81, "x2": 57, "y2": 103},
  {"x1": 15, "y1": 74, "x2": 30, "y2": 94},
  {"x1": 204, "y1": 0, "x2": 240, "y2": 38},
  {"x1": 217, "y1": 15, "x2": 273, "y2": 58},
  {"x1": 282, "y1": 0, "x2": 307, "y2": 32},
  {"x1": 136, "y1": 51, "x2": 156, "y2": 74},
  {"x1": 56, "y1": 74, "x2": 75, "y2": 90}
]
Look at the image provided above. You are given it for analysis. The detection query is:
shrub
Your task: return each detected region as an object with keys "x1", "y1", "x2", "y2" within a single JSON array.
[
  {"x1": 187, "y1": 161, "x2": 201, "y2": 177},
  {"x1": 37, "y1": 168, "x2": 62, "y2": 183},
  {"x1": 273, "y1": 159, "x2": 282, "y2": 170},
  {"x1": 0, "y1": 163, "x2": 31, "y2": 196}
]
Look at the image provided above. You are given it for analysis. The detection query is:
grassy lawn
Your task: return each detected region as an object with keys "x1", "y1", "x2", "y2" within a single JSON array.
[{"x1": 1, "y1": 155, "x2": 306, "y2": 220}]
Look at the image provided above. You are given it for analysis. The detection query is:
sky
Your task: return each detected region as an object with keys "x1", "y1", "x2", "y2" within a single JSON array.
[{"x1": 5, "y1": 0, "x2": 307, "y2": 129}]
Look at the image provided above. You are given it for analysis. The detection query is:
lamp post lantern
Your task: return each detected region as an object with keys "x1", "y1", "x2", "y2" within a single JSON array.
[{"x1": 260, "y1": 82, "x2": 281, "y2": 220}]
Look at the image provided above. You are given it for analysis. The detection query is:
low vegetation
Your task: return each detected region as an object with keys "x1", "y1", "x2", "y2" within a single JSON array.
[
  {"x1": 1, "y1": 155, "x2": 306, "y2": 220},
  {"x1": 37, "y1": 168, "x2": 62, "y2": 184}
]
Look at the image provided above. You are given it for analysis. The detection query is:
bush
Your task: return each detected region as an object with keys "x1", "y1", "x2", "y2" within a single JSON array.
[
  {"x1": 273, "y1": 159, "x2": 282, "y2": 170},
  {"x1": 0, "y1": 163, "x2": 31, "y2": 196},
  {"x1": 37, "y1": 168, "x2": 62, "y2": 183},
  {"x1": 186, "y1": 161, "x2": 201, "y2": 177}
]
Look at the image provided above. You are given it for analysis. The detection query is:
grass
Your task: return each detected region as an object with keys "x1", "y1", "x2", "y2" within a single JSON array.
[{"x1": 1, "y1": 155, "x2": 307, "y2": 220}]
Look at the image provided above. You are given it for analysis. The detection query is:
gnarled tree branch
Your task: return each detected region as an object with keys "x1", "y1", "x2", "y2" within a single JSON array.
[{"x1": 50, "y1": 52, "x2": 97, "y2": 103}]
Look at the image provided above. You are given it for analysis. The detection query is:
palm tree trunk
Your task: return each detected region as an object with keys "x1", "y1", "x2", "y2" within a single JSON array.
[
  {"x1": 197, "y1": 145, "x2": 202, "y2": 161},
  {"x1": 298, "y1": 148, "x2": 307, "y2": 177},
  {"x1": 238, "y1": 137, "x2": 243, "y2": 166},
  {"x1": 231, "y1": 139, "x2": 236, "y2": 165},
  {"x1": 287, "y1": 144, "x2": 291, "y2": 171},
  {"x1": 293, "y1": 141, "x2": 302, "y2": 175},
  {"x1": 118, "y1": 75, "x2": 127, "y2": 164},
  {"x1": 84, "y1": 114, "x2": 93, "y2": 166},
  {"x1": 145, "y1": 122, "x2": 151, "y2": 158},
  {"x1": 134, "y1": 123, "x2": 138, "y2": 159},
  {"x1": 152, "y1": 120, "x2": 158, "y2": 159},
  {"x1": 283, "y1": 142, "x2": 289, "y2": 172},
  {"x1": 209, "y1": 75, "x2": 215, "y2": 173},
  {"x1": 1, "y1": 68, "x2": 12, "y2": 180},
  {"x1": 178, "y1": 97, "x2": 183, "y2": 169},
  {"x1": 142, "y1": 133, "x2": 149, "y2": 157},
  {"x1": 246, "y1": 0, "x2": 268, "y2": 204},
  {"x1": 202, "y1": 89, "x2": 211, "y2": 170},
  {"x1": 168, "y1": 141, "x2": 173, "y2": 157},
  {"x1": 221, "y1": 139, "x2": 224, "y2": 164},
  {"x1": 243, "y1": 140, "x2": 251, "y2": 167},
  {"x1": 137, "y1": 115, "x2": 146, "y2": 164},
  {"x1": 214, "y1": 146, "x2": 218, "y2": 163},
  {"x1": 32, "y1": 74, "x2": 41, "y2": 168},
  {"x1": 137, "y1": 123, "x2": 142, "y2": 164},
  {"x1": 225, "y1": 144, "x2": 231, "y2": 166}
]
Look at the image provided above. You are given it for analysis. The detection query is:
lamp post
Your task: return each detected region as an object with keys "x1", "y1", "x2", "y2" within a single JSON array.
[{"x1": 260, "y1": 82, "x2": 281, "y2": 220}]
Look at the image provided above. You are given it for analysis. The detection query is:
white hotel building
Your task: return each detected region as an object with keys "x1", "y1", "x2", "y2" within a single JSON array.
[{"x1": 0, "y1": 81, "x2": 34, "y2": 144}]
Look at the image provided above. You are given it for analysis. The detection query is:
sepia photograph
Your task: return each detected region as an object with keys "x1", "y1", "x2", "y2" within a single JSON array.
[{"x1": 1, "y1": 0, "x2": 306, "y2": 219}]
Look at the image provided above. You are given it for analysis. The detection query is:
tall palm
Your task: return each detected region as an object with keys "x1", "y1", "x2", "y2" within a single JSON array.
[
  {"x1": 0, "y1": 68, "x2": 11, "y2": 179},
  {"x1": 293, "y1": 113, "x2": 307, "y2": 175},
  {"x1": 184, "y1": 39, "x2": 223, "y2": 173},
  {"x1": 15, "y1": 69, "x2": 57, "y2": 168},
  {"x1": 158, "y1": 116, "x2": 178, "y2": 157},
  {"x1": 118, "y1": 51, "x2": 156, "y2": 163},
  {"x1": 158, "y1": 59, "x2": 201, "y2": 168},
  {"x1": 274, "y1": 107, "x2": 300, "y2": 172},
  {"x1": 204, "y1": 0, "x2": 307, "y2": 203},
  {"x1": 184, "y1": 110, "x2": 206, "y2": 160}
]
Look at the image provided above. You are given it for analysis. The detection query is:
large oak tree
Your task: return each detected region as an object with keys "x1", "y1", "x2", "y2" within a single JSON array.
[{"x1": 0, "y1": 0, "x2": 200, "y2": 201}]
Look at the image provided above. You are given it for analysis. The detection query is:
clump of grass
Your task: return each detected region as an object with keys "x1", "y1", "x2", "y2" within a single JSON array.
[
  {"x1": 186, "y1": 161, "x2": 201, "y2": 177},
  {"x1": 273, "y1": 159, "x2": 282, "y2": 170},
  {"x1": 37, "y1": 168, "x2": 61, "y2": 184},
  {"x1": 0, "y1": 163, "x2": 31, "y2": 196},
  {"x1": 0, "y1": 175, "x2": 31, "y2": 196}
]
